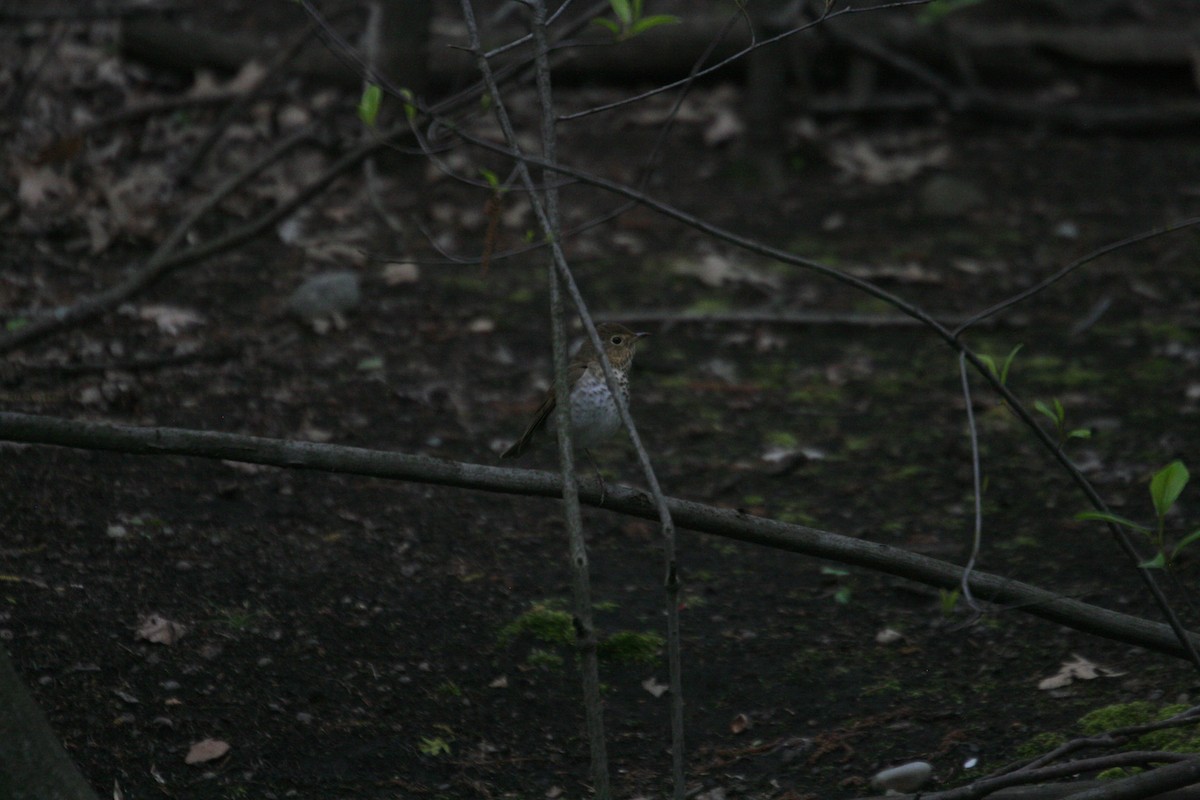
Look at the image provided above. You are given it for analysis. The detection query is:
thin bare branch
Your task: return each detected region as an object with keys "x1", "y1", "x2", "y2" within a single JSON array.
[
  {"x1": 957, "y1": 352, "x2": 984, "y2": 615},
  {"x1": 953, "y1": 216, "x2": 1200, "y2": 336},
  {"x1": 458, "y1": 0, "x2": 612, "y2": 793},
  {"x1": 558, "y1": 0, "x2": 930, "y2": 122},
  {"x1": 426, "y1": 130, "x2": 1200, "y2": 670}
]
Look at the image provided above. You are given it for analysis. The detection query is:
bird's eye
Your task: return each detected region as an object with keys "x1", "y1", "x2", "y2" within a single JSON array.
[{"x1": 611, "y1": 335, "x2": 623, "y2": 345}]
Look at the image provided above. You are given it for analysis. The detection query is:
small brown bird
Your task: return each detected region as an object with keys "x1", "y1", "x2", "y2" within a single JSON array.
[{"x1": 502, "y1": 323, "x2": 649, "y2": 459}]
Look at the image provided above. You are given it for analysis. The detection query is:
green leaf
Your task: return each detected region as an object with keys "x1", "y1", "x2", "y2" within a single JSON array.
[
  {"x1": 358, "y1": 83, "x2": 382, "y2": 128},
  {"x1": 1171, "y1": 529, "x2": 1200, "y2": 560},
  {"x1": 629, "y1": 14, "x2": 680, "y2": 35},
  {"x1": 398, "y1": 87, "x2": 416, "y2": 123},
  {"x1": 833, "y1": 585, "x2": 853, "y2": 605},
  {"x1": 591, "y1": 16, "x2": 620, "y2": 35},
  {"x1": 820, "y1": 566, "x2": 849, "y2": 576},
  {"x1": 5, "y1": 317, "x2": 28, "y2": 332},
  {"x1": 938, "y1": 588, "x2": 960, "y2": 614},
  {"x1": 999, "y1": 343, "x2": 1022, "y2": 385},
  {"x1": 479, "y1": 167, "x2": 500, "y2": 190},
  {"x1": 1075, "y1": 510, "x2": 1152, "y2": 533},
  {"x1": 977, "y1": 353, "x2": 998, "y2": 380},
  {"x1": 1139, "y1": 552, "x2": 1167, "y2": 569},
  {"x1": 418, "y1": 736, "x2": 451, "y2": 756},
  {"x1": 609, "y1": 0, "x2": 632, "y2": 25},
  {"x1": 356, "y1": 356, "x2": 384, "y2": 371},
  {"x1": 1150, "y1": 460, "x2": 1189, "y2": 518},
  {"x1": 1067, "y1": 428, "x2": 1092, "y2": 439},
  {"x1": 1034, "y1": 399, "x2": 1060, "y2": 426}
]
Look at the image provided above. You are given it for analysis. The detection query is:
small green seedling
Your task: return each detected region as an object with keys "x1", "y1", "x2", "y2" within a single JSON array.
[
  {"x1": 418, "y1": 736, "x2": 451, "y2": 756},
  {"x1": 593, "y1": 0, "x2": 680, "y2": 40},
  {"x1": 358, "y1": 83, "x2": 382, "y2": 128},
  {"x1": 479, "y1": 167, "x2": 502, "y2": 192},
  {"x1": 938, "y1": 588, "x2": 961, "y2": 615},
  {"x1": 1077, "y1": 460, "x2": 1197, "y2": 568},
  {"x1": 820, "y1": 566, "x2": 853, "y2": 605},
  {"x1": 1034, "y1": 397, "x2": 1091, "y2": 445},
  {"x1": 978, "y1": 343, "x2": 1022, "y2": 388}
]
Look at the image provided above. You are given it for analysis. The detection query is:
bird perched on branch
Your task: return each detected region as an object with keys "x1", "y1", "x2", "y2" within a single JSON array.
[{"x1": 502, "y1": 323, "x2": 649, "y2": 459}]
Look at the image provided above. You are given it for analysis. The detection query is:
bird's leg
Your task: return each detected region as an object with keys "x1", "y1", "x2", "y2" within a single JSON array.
[{"x1": 583, "y1": 449, "x2": 607, "y2": 505}]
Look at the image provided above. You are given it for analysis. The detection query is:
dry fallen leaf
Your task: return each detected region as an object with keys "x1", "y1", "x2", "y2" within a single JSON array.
[
  {"x1": 1038, "y1": 654, "x2": 1126, "y2": 690},
  {"x1": 16, "y1": 164, "x2": 75, "y2": 209},
  {"x1": 703, "y1": 107, "x2": 745, "y2": 147},
  {"x1": 135, "y1": 615, "x2": 186, "y2": 646},
  {"x1": 829, "y1": 139, "x2": 949, "y2": 185},
  {"x1": 671, "y1": 253, "x2": 780, "y2": 291},
  {"x1": 642, "y1": 677, "x2": 669, "y2": 698},
  {"x1": 848, "y1": 262, "x2": 942, "y2": 284},
  {"x1": 382, "y1": 262, "x2": 420, "y2": 285},
  {"x1": 136, "y1": 305, "x2": 206, "y2": 336},
  {"x1": 875, "y1": 628, "x2": 904, "y2": 645},
  {"x1": 185, "y1": 738, "x2": 230, "y2": 765},
  {"x1": 729, "y1": 712, "x2": 751, "y2": 734}
]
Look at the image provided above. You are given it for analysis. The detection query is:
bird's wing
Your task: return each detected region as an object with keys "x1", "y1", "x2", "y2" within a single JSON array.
[{"x1": 500, "y1": 361, "x2": 585, "y2": 459}]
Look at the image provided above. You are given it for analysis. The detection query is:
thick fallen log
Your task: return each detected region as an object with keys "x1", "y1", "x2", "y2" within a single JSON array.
[{"x1": 2, "y1": 410, "x2": 1198, "y2": 661}]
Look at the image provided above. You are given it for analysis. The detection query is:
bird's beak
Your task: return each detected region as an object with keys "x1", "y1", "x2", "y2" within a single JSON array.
[{"x1": 635, "y1": 332, "x2": 651, "y2": 339}]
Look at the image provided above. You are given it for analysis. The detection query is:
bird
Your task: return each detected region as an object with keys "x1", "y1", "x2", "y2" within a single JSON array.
[{"x1": 501, "y1": 323, "x2": 649, "y2": 460}]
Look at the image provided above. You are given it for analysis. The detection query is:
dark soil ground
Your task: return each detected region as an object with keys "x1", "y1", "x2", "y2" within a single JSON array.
[{"x1": 4, "y1": 4, "x2": 1200, "y2": 799}]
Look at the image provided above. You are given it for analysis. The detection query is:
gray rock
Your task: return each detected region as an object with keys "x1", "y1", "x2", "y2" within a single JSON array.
[
  {"x1": 287, "y1": 271, "x2": 361, "y2": 319},
  {"x1": 872, "y1": 760, "x2": 933, "y2": 793}
]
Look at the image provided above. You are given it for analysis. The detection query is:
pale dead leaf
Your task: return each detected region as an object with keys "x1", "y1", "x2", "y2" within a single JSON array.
[
  {"x1": 189, "y1": 61, "x2": 265, "y2": 98},
  {"x1": 305, "y1": 240, "x2": 367, "y2": 266},
  {"x1": 381, "y1": 262, "x2": 420, "y2": 285},
  {"x1": 278, "y1": 104, "x2": 311, "y2": 129},
  {"x1": 729, "y1": 712, "x2": 751, "y2": 734},
  {"x1": 16, "y1": 165, "x2": 74, "y2": 209},
  {"x1": 84, "y1": 209, "x2": 113, "y2": 254},
  {"x1": 671, "y1": 253, "x2": 780, "y2": 290},
  {"x1": 468, "y1": 318, "x2": 495, "y2": 334},
  {"x1": 847, "y1": 262, "x2": 941, "y2": 284},
  {"x1": 875, "y1": 628, "x2": 904, "y2": 645},
  {"x1": 642, "y1": 677, "x2": 669, "y2": 698},
  {"x1": 489, "y1": 675, "x2": 508, "y2": 688},
  {"x1": 184, "y1": 738, "x2": 230, "y2": 765},
  {"x1": 829, "y1": 139, "x2": 949, "y2": 185},
  {"x1": 136, "y1": 305, "x2": 206, "y2": 336},
  {"x1": 113, "y1": 688, "x2": 139, "y2": 704},
  {"x1": 1038, "y1": 654, "x2": 1125, "y2": 690},
  {"x1": 189, "y1": 70, "x2": 223, "y2": 97},
  {"x1": 298, "y1": 425, "x2": 333, "y2": 443},
  {"x1": 136, "y1": 614, "x2": 186, "y2": 645},
  {"x1": 225, "y1": 60, "x2": 268, "y2": 94},
  {"x1": 703, "y1": 107, "x2": 744, "y2": 147}
]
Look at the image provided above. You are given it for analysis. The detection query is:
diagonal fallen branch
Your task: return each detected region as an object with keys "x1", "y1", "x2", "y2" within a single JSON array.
[{"x1": 2, "y1": 409, "x2": 1198, "y2": 661}]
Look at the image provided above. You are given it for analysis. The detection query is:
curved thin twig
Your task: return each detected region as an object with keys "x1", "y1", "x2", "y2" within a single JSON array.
[{"x1": 0, "y1": 124, "x2": 318, "y2": 356}]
